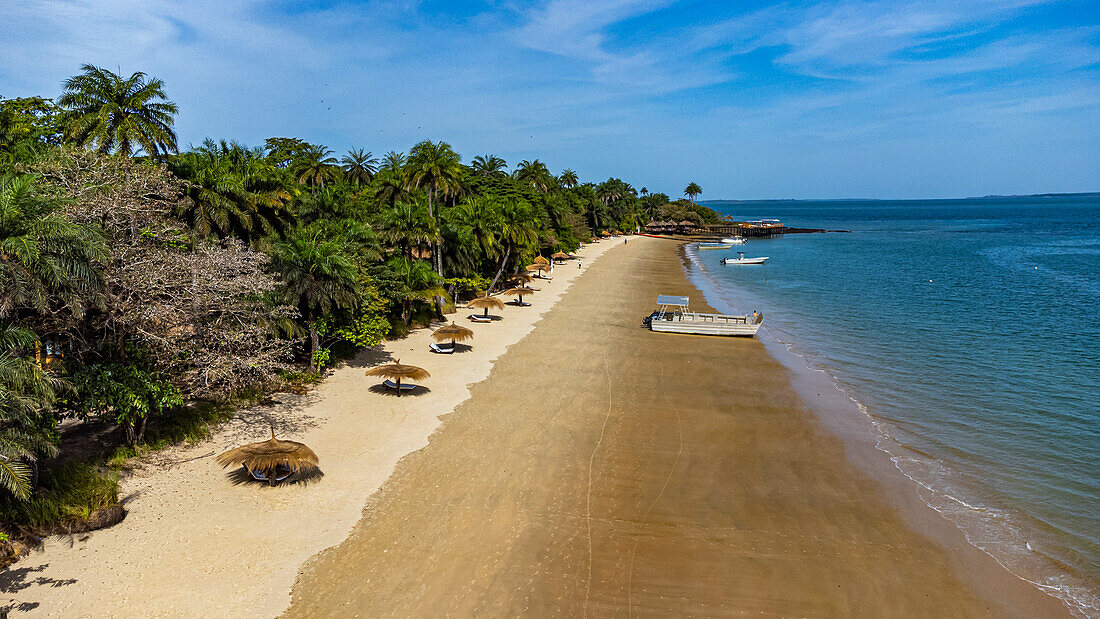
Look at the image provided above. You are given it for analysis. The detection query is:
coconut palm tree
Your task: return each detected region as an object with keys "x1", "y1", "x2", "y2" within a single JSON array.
[
  {"x1": 559, "y1": 169, "x2": 579, "y2": 189},
  {"x1": 293, "y1": 145, "x2": 342, "y2": 192},
  {"x1": 442, "y1": 195, "x2": 501, "y2": 275},
  {"x1": 487, "y1": 201, "x2": 539, "y2": 291},
  {"x1": 684, "y1": 182, "x2": 702, "y2": 204},
  {"x1": 341, "y1": 148, "x2": 378, "y2": 187},
  {"x1": 381, "y1": 150, "x2": 406, "y2": 173},
  {"x1": 377, "y1": 200, "x2": 438, "y2": 261},
  {"x1": 272, "y1": 228, "x2": 359, "y2": 371},
  {"x1": 0, "y1": 173, "x2": 105, "y2": 319},
  {"x1": 405, "y1": 140, "x2": 465, "y2": 276},
  {"x1": 471, "y1": 155, "x2": 507, "y2": 177},
  {"x1": 514, "y1": 159, "x2": 554, "y2": 193},
  {"x1": 56, "y1": 64, "x2": 178, "y2": 157}
]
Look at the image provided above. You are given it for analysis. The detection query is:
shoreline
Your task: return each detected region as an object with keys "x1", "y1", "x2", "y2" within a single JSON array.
[
  {"x1": 286, "y1": 236, "x2": 1068, "y2": 616},
  {"x1": 683, "y1": 241, "x2": 1091, "y2": 616},
  {"x1": 0, "y1": 239, "x2": 621, "y2": 617}
]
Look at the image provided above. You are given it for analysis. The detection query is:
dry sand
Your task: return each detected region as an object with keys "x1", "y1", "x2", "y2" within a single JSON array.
[
  {"x1": 0, "y1": 239, "x2": 618, "y2": 617},
  {"x1": 286, "y1": 237, "x2": 1070, "y2": 617}
]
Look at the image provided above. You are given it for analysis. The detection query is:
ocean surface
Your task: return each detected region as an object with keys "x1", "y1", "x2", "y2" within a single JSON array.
[{"x1": 690, "y1": 195, "x2": 1099, "y2": 616}]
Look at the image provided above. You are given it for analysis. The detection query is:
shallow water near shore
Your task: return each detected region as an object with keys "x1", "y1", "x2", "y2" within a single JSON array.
[{"x1": 691, "y1": 195, "x2": 1099, "y2": 616}]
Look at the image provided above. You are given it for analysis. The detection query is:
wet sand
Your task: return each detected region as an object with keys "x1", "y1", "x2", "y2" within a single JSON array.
[{"x1": 286, "y1": 237, "x2": 1068, "y2": 617}]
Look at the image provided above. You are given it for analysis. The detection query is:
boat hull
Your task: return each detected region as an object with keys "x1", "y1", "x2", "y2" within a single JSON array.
[
  {"x1": 721, "y1": 257, "x2": 768, "y2": 265},
  {"x1": 649, "y1": 313, "x2": 761, "y2": 337}
]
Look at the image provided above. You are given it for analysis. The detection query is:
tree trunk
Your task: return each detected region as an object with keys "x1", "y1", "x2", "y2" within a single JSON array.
[
  {"x1": 428, "y1": 187, "x2": 445, "y2": 317},
  {"x1": 136, "y1": 415, "x2": 148, "y2": 445},
  {"x1": 309, "y1": 319, "x2": 320, "y2": 372},
  {"x1": 487, "y1": 245, "x2": 512, "y2": 293}
]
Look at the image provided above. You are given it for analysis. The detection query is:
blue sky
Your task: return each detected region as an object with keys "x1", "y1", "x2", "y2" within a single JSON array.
[{"x1": 2, "y1": 0, "x2": 1098, "y2": 199}]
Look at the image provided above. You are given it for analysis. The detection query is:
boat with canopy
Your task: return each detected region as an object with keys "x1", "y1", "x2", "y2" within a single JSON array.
[{"x1": 643, "y1": 295, "x2": 762, "y2": 337}]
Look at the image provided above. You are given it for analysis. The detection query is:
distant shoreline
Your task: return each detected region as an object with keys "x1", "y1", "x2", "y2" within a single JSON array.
[{"x1": 702, "y1": 191, "x2": 1100, "y2": 204}]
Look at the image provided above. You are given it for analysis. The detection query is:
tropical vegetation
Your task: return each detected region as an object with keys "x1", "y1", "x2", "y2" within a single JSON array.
[{"x1": 0, "y1": 65, "x2": 718, "y2": 528}]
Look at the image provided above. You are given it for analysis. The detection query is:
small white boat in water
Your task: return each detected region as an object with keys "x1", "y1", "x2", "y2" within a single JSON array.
[
  {"x1": 721, "y1": 236, "x2": 747, "y2": 245},
  {"x1": 722, "y1": 252, "x2": 768, "y2": 265},
  {"x1": 697, "y1": 243, "x2": 732, "y2": 250},
  {"x1": 644, "y1": 295, "x2": 762, "y2": 337}
]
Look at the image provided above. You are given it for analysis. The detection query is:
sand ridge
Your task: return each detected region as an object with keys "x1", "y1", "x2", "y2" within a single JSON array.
[{"x1": 0, "y1": 239, "x2": 622, "y2": 617}]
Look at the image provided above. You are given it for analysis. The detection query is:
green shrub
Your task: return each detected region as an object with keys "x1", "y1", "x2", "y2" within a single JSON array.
[{"x1": 0, "y1": 461, "x2": 119, "y2": 530}]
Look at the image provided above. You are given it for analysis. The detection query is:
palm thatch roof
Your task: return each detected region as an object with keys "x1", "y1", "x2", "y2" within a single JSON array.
[
  {"x1": 364, "y1": 360, "x2": 430, "y2": 381},
  {"x1": 502, "y1": 286, "x2": 538, "y2": 297},
  {"x1": 526, "y1": 263, "x2": 551, "y2": 272},
  {"x1": 510, "y1": 272, "x2": 535, "y2": 283},
  {"x1": 533, "y1": 256, "x2": 551, "y2": 266},
  {"x1": 432, "y1": 322, "x2": 474, "y2": 343},
  {"x1": 467, "y1": 295, "x2": 505, "y2": 311},
  {"x1": 216, "y1": 428, "x2": 319, "y2": 476},
  {"x1": 551, "y1": 252, "x2": 571, "y2": 260}
]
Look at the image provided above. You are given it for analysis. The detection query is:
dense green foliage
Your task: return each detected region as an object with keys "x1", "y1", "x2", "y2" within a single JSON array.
[{"x1": 0, "y1": 65, "x2": 719, "y2": 516}]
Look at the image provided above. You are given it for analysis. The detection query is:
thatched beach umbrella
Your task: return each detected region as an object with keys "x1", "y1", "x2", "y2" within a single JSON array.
[
  {"x1": 467, "y1": 294, "x2": 505, "y2": 317},
  {"x1": 432, "y1": 322, "x2": 473, "y2": 348},
  {"x1": 510, "y1": 272, "x2": 535, "y2": 284},
  {"x1": 503, "y1": 286, "x2": 538, "y2": 305},
  {"x1": 551, "y1": 251, "x2": 570, "y2": 261},
  {"x1": 216, "y1": 428, "x2": 319, "y2": 486},
  {"x1": 364, "y1": 359, "x2": 429, "y2": 396},
  {"x1": 526, "y1": 263, "x2": 551, "y2": 273},
  {"x1": 533, "y1": 256, "x2": 550, "y2": 266}
]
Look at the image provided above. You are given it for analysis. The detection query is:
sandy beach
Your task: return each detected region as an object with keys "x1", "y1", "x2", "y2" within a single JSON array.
[
  {"x1": 286, "y1": 237, "x2": 1069, "y2": 617},
  {"x1": 2, "y1": 236, "x2": 1070, "y2": 617},
  {"x1": 0, "y1": 239, "x2": 617, "y2": 617}
]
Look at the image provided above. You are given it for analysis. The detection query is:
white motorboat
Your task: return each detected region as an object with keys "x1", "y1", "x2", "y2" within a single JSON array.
[
  {"x1": 721, "y1": 252, "x2": 768, "y2": 265},
  {"x1": 697, "y1": 243, "x2": 732, "y2": 250},
  {"x1": 721, "y1": 236, "x2": 747, "y2": 245},
  {"x1": 644, "y1": 295, "x2": 762, "y2": 337}
]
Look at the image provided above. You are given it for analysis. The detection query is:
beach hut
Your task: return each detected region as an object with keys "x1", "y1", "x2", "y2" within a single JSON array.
[
  {"x1": 364, "y1": 360, "x2": 429, "y2": 396},
  {"x1": 503, "y1": 286, "x2": 537, "y2": 306},
  {"x1": 216, "y1": 428, "x2": 319, "y2": 486},
  {"x1": 467, "y1": 294, "x2": 505, "y2": 322},
  {"x1": 431, "y1": 322, "x2": 473, "y2": 354}
]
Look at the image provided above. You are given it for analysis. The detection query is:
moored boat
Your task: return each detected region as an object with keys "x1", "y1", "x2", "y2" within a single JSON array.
[
  {"x1": 721, "y1": 252, "x2": 768, "y2": 265},
  {"x1": 643, "y1": 295, "x2": 762, "y2": 337},
  {"x1": 721, "y1": 236, "x2": 747, "y2": 244}
]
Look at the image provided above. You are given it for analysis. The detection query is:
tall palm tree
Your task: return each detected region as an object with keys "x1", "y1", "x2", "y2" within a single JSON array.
[
  {"x1": 0, "y1": 174, "x2": 104, "y2": 319},
  {"x1": 684, "y1": 182, "x2": 702, "y2": 204},
  {"x1": 272, "y1": 228, "x2": 359, "y2": 371},
  {"x1": 381, "y1": 150, "x2": 406, "y2": 173},
  {"x1": 471, "y1": 155, "x2": 507, "y2": 177},
  {"x1": 514, "y1": 159, "x2": 554, "y2": 193},
  {"x1": 377, "y1": 200, "x2": 438, "y2": 261},
  {"x1": 487, "y1": 201, "x2": 539, "y2": 291},
  {"x1": 442, "y1": 196, "x2": 501, "y2": 275},
  {"x1": 558, "y1": 169, "x2": 579, "y2": 189},
  {"x1": 56, "y1": 64, "x2": 178, "y2": 157},
  {"x1": 341, "y1": 148, "x2": 378, "y2": 187},
  {"x1": 405, "y1": 140, "x2": 465, "y2": 277},
  {"x1": 293, "y1": 145, "x2": 342, "y2": 192}
]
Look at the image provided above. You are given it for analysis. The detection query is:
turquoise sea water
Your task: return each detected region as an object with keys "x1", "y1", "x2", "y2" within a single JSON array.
[{"x1": 691, "y1": 196, "x2": 1099, "y2": 616}]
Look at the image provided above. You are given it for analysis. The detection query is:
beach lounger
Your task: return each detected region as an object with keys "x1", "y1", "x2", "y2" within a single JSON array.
[
  {"x1": 468, "y1": 314, "x2": 492, "y2": 323},
  {"x1": 429, "y1": 342, "x2": 455, "y2": 354},
  {"x1": 383, "y1": 379, "x2": 417, "y2": 392},
  {"x1": 247, "y1": 465, "x2": 293, "y2": 483}
]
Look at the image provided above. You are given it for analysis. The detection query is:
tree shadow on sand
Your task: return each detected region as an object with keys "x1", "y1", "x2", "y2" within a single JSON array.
[{"x1": 0, "y1": 564, "x2": 76, "y2": 599}]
